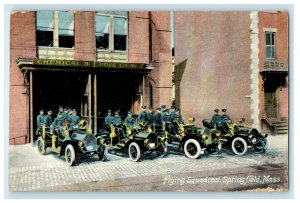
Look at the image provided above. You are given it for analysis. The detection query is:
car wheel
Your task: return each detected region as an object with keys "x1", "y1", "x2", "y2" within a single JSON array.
[
  {"x1": 231, "y1": 137, "x2": 248, "y2": 155},
  {"x1": 37, "y1": 136, "x2": 46, "y2": 155},
  {"x1": 184, "y1": 139, "x2": 201, "y2": 159},
  {"x1": 254, "y1": 138, "x2": 268, "y2": 153},
  {"x1": 128, "y1": 142, "x2": 141, "y2": 162},
  {"x1": 65, "y1": 144, "x2": 76, "y2": 166}
]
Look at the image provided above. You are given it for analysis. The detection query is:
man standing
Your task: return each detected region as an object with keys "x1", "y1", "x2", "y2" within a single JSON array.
[
  {"x1": 146, "y1": 107, "x2": 154, "y2": 126},
  {"x1": 221, "y1": 109, "x2": 231, "y2": 121},
  {"x1": 36, "y1": 109, "x2": 45, "y2": 137},
  {"x1": 137, "y1": 105, "x2": 147, "y2": 125},
  {"x1": 44, "y1": 109, "x2": 53, "y2": 128},
  {"x1": 211, "y1": 109, "x2": 222, "y2": 125}
]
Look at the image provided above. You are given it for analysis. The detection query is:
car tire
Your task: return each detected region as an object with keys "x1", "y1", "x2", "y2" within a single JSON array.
[
  {"x1": 37, "y1": 136, "x2": 46, "y2": 155},
  {"x1": 184, "y1": 139, "x2": 201, "y2": 159},
  {"x1": 231, "y1": 137, "x2": 248, "y2": 156},
  {"x1": 65, "y1": 144, "x2": 76, "y2": 166},
  {"x1": 128, "y1": 142, "x2": 141, "y2": 162}
]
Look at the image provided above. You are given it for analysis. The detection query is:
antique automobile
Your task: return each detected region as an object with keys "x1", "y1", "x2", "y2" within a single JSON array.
[
  {"x1": 98, "y1": 122, "x2": 167, "y2": 162},
  {"x1": 161, "y1": 118, "x2": 207, "y2": 159},
  {"x1": 201, "y1": 118, "x2": 268, "y2": 156},
  {"x1": 36, "y1": 119, "x2": 107, "y2": 166}
]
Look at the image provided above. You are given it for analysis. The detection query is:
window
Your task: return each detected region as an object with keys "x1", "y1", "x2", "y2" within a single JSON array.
[
  {"x1": 36, "y1": 11, "x2": 74, "y2": 48},
  {"x1": 58, "y1": 11, "x2": 74, "y2": 48},
  {"x1": 36, "y1": 11, "x2": 54, "y2": 46},
  {"x1": 265, "y1": 32, "x2": 276, "y2": 60},
  {"x1": 95, "y1": 15, "x2": 110, "y2": 49},
  {"x1": 95, "y1": 12, "x2": 128, "y2": 51}
]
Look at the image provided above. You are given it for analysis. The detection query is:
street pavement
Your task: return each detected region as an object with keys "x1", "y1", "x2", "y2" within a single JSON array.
[{"x1": 8, "y1": 135, "x2": 288, "y2": 192}]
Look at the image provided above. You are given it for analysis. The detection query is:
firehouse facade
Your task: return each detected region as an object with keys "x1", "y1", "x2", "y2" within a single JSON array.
[
  {"x1": 10, "y1": 11, "x2": 172, "y2": 144},
  {"x1": 174, "y1": 11, "x2": 288, "y2": 134}
]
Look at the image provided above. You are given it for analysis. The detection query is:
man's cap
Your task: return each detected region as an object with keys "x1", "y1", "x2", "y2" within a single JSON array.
[
  {"x1": 72, "y1": 109, "x2": 77, "y2": 112},
  {"x1": 156, "y1": 107, "x2": 161, "y2": 110},
  {"x1": 222, "y1": 109, "x2": 227, "y2": 112},
  {"x1": 149, "y1": 107, "x2": 153, "y2": 111},
  {"x1": 214, "y1": 109, "x2": 220, "y2": 113},
  {"x1": 128, "y1": 111, "x2": 132, "y2": 114},
  {"x1": 58, "y1": 112, "x2": 63, "y2": 116},
  {"x1": 40, "y1": 109, "x2": 44, "y2": 112},
  {"x1": 47, "y1": 109, "x2": 52, "y2": 112},
  {"x1": 141, "y1": 105, "x2": 147, "y2": 109},
  {"x1": 64, "y1": 108, "x2": 68, "y2": 111},
  {"x1": 161, "y1": 105, "x2": 166, "y2": 109},
  {"x1": 115, "y1": 111, "x2": 119, "y2": 115},
  {"x1": 176, "y1": 108, "x2": 180, "y2": 111},
  {"x1": 59, "y1": 106, "x2": 63, "y2": 109},
  {"x1": 170, "y1": 105, "x2": 175, "y2": 110}
]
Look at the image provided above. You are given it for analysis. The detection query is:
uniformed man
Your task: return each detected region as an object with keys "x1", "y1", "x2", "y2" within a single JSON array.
[
  {"x1": 62, "y1": 108, "x2": 69, "y2": 120},
  {"x1": 69, "y1": 109, "x2": 80, "y2": 130},
  {"x1": 113, "y1": 111, "x2": 126, "y2": 141},
  {"x1": 221, "y1": 108, "x2": 231, "y2": 121},
  {"x1": 162, "y1": 108, "x2": 171, "y2": 123},
  {"x1": 146, "y1": 107, "x2": 155, "y2": 126},
  {"x1": 137, "y1": 105, "x2": 147, "y2": 125},
  {"x1": 44, "y1": 109, "x2": 53, "y2": 127},
  {"x1": 154, "y1": 107, "x2": 162, "y2": 126},
  {"x1": 104, "y1": 110, "x2": 114, "y2": 128},
  {"x1": 175, "y1": 108, "x2": 184, "y2": 124},
  {"x1": 57, "y1": 106, "x2": 64, "y2": 117},
  {"x1": 211, "y1": 109, "x2": 222, "y2": 125},
  {"x1": 124, "y1": 111, "x2": 135, "y2": 128},
  {"x1": 168, "y1": 106, "x2": 177, "y2": 136},
  {"x1": 36, "y1": 109, "x2": 45, "y2": 136},
  {"x1": 52, "y1": 112, "x2": 65, "y2": 128},
  {"x1": 37, "y1": 109, "x2": 45, "y2": 128},
  {"x1": 160, "y1": 105, "x2": 167, "y2": 119}
]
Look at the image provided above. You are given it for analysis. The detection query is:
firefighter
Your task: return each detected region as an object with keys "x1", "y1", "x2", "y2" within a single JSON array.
[
  {"x1": 124, "y1": 111, "x2": 135, "y2": 128},
  {"x1": 104, "y1": 109, "x2": 114, "y2": 128},
  {"x1": 44, "y1": 109, "x2": 53, "y2": 128},
  {"x1": 137, "y1": 105, "x2": 147, "y2": 125},
  {"x1": 69, "y1": 109, "x2": 80, "y2": 130}
]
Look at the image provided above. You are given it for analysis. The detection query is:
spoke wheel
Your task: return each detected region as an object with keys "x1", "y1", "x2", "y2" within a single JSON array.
[
  {"x1": 37, "y1": 136, "x2": 46, "y2": 155},
  {"x1": 65, "y1": 144, "x2": 76, "y2": 166},
  {"x1": 184, "y1": 139, "x2": 201, "y2": 159},
  {"x1": 231, "y1": 137, "x2": 248, "y2": 155},
  {"x1": 128, "y1": 142, "x2": 141, "y2": 162}
]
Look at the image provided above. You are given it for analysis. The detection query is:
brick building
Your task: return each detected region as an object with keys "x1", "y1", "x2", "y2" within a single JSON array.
[
  {"x1": 10, "y1": 11, "x2": 172, "y2": 144},
  {"x1": 174, "y1": 11, "x2": 288, "y2": 134}
]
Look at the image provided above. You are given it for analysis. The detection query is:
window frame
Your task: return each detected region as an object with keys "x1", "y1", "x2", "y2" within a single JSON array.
[
  {"x1": 265, "y1": 31, "x2": 276, "y2": 60},
  {"x1": 36, "y1": 11, "x2": 75, "y2": 49},
  {"x1": 95, "y1": 12, "x2": 128, "y2": 52}
]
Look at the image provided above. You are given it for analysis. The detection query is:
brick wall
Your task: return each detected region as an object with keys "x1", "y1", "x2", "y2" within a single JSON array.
[{"x1": 10, "y1": 11, "x2": 36, "y2": 144}]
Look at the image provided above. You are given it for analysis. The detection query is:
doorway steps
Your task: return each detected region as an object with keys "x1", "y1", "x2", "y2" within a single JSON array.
[{"x1": 262, "y1": 117, "x2": 288, "y2": 135}]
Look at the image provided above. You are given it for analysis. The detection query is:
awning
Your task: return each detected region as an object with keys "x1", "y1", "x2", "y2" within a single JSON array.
[{"x1": 17, "y1": 58, "x2": 154, "y2": 74}]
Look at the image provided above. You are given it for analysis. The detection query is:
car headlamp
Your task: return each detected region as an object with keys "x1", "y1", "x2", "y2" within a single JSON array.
[
  {"x1": 78, "y1": 141, "x2": 84, "y2": 148},
  {"x1": 144, "y1": 139, "x2": 150, "y2": 146},
  {"x1": 149, "y1": 143, "x2": 155, "y2": 149}
]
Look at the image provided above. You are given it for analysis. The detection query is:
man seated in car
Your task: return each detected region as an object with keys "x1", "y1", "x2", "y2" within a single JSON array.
[
  {"x1": 113, "y1": 111, "x2": 126, "y2": 142},
  {"x1": 68, "y1": 109, "x2": 80, "y2": 130},
  {"x1": 124, "y1": 111, "x2": 135, "y2": 129},
  {"x1": 211, "y1": 109, "x2": 222, "y2": 125}
]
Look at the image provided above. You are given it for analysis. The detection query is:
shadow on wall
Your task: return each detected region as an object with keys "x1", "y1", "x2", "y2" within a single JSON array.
[{"x1": 174, "y1": 58, "x2": 188, "y2": 109}]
